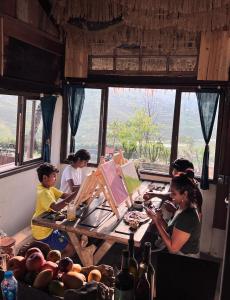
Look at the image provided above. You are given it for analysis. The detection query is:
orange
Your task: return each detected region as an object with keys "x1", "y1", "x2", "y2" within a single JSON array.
[{"x1": 88, "y1": 269, "x2": 102, "y2": 282}]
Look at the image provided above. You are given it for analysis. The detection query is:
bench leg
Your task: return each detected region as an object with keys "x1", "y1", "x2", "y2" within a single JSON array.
[
  {"x1": 94, "y1": 241, "x2": 115, "y2": 265},
  {"x1": 67, "y1": 232, "x2": 96, "y2": 266},
  {"x1": 67, "y1": 233, "x2": 115, "y2": 266}
]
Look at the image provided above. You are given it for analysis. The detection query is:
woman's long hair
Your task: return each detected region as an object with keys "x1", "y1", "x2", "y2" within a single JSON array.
[{"x1": 171, "y1": 173, "x2": 199, "y2": 207}]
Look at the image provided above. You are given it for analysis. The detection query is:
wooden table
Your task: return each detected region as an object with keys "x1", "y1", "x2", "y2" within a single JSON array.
[{"x1": 32, "y1": 182, "x2": 160, "y2": 266}]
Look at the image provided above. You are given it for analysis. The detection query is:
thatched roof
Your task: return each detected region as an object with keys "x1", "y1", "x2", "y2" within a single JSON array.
[{"x1": 47, "y1": 0, "x2": 230, "y2": 77}]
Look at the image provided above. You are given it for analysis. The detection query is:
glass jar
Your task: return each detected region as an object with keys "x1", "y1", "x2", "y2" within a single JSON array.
[{"x1": 67, "y1": 203, "x2": 76, "y2": 221}]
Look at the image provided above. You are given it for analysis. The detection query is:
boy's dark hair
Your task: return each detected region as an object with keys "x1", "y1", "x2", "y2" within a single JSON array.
[
  {"x1": 67, "y1": 149, "x2": 91, "y2": 163},
  {"x1": 37, "y1": 163, "x2": 59, "y2": 182}
]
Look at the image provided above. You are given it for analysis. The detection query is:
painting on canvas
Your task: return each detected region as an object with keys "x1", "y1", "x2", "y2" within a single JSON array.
[
  {"x1": 121, "y1": 160, "x2": 141, "y2": 194},
  {"x1": 100, "y1": 160, "x2": 129, "y2": 206}
]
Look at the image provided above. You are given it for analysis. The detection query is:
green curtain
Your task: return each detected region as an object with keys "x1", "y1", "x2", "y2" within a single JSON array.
[
  {"x1": 196, "y1": 92, "x2": 219, "y2": 189},
  {"x1": 41, "y1": 95, "x2": 57, "y2": 162},
  {"x1": 64, "y1": 85, "x2": 85, "y2": 153}
]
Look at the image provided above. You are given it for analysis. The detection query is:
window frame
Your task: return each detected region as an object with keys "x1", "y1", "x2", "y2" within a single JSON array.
[
  {"x1": 60, "y1": 86, "x2": 106, "y2": 166},
  {"x1": 60, "y1": 82, "x2": 223, "y2": 184},
  {"x1": 0, "y1": 93, "x2": 44, "y2": 178},
  {"x1": 61, "y1": 83, "x2": 223, "y2": 183}
]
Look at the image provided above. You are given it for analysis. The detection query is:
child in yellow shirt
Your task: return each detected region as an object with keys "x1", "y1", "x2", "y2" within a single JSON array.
[{"x1": 31, "y1": 163, "x2": 77, "y2": 257}]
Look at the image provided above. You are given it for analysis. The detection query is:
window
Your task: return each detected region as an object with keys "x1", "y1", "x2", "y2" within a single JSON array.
[
  {"x1": 106, "y1": 88, "x2": 175, "y2": 173},
  {"x1": 0, "y1": 94, "x2": 43, "y2": 172},
  {"x1": 64, "y1": 86, "x2": 220, "y2": 180},
  {"x1": 178, "y1": 92, "x2": 218, "y2": 179},
  {"x1": 68, "y1": 88, "x2": 102, "y2": 164},
  {"x1": 24, "y1": 100, "x2": 43, "y2": 162},
  {"x1": 0, "y1": 95, "x2": 18, "y2": 167}
]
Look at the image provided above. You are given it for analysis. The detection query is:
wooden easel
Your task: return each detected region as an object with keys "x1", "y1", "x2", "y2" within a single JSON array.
[
  {"x1": 94, "y1": 169, "x2": 120, "y2": 219},
  {"x1": 113, "y1": 150, "x2": 127, "y2": 166},
  {"x1": 97, "y1": 160, "x2": 131, "y2": 218},
  {"x1": 73, "y1": 166, "x2": 129, "y2": 220},
  {"x1": 73, "y1": 170, "x2": 99, "y2": 209}
]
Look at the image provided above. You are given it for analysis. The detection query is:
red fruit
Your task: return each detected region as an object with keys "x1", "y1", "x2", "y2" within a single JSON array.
[
  {"x1": 58, "y1": 257, "x2": 73, "y2": 273},
  {"x1": 25, "y1": 247, "x2": 42, "y2": 259},
  {"x1": 26, "y1": 252, "x2": 46, "y2": 272},
  {"x1": 40, "y1": 261, "x2": 58, "y2": 279},
  {"x1": 7, "y1": 256, "x2": 25, "y2": 270},
  {"x1": 7, "y1": 256, "x2": 26, "y2": 280}
]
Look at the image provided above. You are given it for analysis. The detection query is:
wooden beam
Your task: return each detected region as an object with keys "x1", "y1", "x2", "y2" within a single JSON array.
[
  {"x1": 198, "y1": 31, "x2": 230, "y2": 81},
  {"x1": 169, "y1": 90, "x2": 181, "y2": 174},
  {"x1": 65, "y1": 75, "x2": 230, "y2": 89},
  {"x1": 0, "y1": 17, "x2": 3, "y2": 76},
  {"x1": 1, "y1": 14, "x2": 63, "y2": 55}
]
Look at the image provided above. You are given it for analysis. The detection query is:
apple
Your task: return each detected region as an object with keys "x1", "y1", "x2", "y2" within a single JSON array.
[
  {"x1": 40, "y1": 261, "x2": 58, "y2": 278},
  {"x1": 25, "y1": 247, "x2": 42, "y2": 259},
  {"x1": 26, "y1": 252, "x2": 46, "y2": 272}
]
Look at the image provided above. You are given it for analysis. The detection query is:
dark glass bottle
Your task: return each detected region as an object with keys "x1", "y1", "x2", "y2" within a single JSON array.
[
  {"x1": 139, "y1": 242, "x2": 155, "y2": 300},
  {"x1": 135, "y1": 264, "x2": 151, "y2": 300},
  {"x1": 114, "y1": 250, "x2": 135, "y2": 300},
  {"x1": 128, "y1": 233, "x2": 138, "y2": 283}
]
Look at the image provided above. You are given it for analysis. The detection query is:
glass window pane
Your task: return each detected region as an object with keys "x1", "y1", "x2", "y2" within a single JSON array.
[
  {"x1": 24, "y1": 100, "x2": 43, "y2": 161},
  {"x1": 178, "y1": 92, "x2": 218, "y2": 179},
  {"x1": 106, "y1": 88, "x2": 176, "y2": 174},
  {"x1": 73, "y1": 89, "x2": 101, "y2": 163},
  {"x1": 0, "y1": 95, "x2": 18, "y2": 167}
]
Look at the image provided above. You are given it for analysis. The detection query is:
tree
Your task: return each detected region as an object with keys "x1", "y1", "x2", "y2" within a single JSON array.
[{"x1": 107, "y1": 108, "x2": 162, "y2": 160}]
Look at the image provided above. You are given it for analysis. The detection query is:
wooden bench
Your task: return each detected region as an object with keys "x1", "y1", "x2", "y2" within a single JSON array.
[{"x1": 12, "y1": 226, "x2": 33, "y2": 255}]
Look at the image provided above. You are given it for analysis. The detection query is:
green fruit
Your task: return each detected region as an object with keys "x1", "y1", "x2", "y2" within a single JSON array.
[
  {"x1": 33, "y1": 269, "x2": 53, "y2": 289},
  {"x1": 47, "y1": 250, "x2": 61, "y2": 263},
  {"x1": 48, "y1": 280, "x2": 65, "y2": 297}
]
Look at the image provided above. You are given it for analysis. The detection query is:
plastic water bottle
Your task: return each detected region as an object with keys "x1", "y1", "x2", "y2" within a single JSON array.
[{"x1": 1, "y1": 271, "x2": 18, "y2": 300}]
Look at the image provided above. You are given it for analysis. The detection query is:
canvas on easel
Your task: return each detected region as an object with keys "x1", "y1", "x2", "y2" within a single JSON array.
[
  {"x1": 73, "y1": 170, "x2": 99, "y2": 209},
  {"x1": 121, "y1": 160, "x2": 141, "y2": 203},
  {"x1": 112, "y1": 150, "x2": 127, "y2": 166},
  {"x1": 98, "y1": 160, "x2": 130, "y2": 219}
]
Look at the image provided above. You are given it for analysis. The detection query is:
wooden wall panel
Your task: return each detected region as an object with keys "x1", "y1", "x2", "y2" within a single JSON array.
[
  {"x1": 0, "y1": 0, "x2": 16, "y2": 17},
  {"x1": 65, "y1": 29, "x2": 88, "y2": 78},
  {"x1": 3, "y1": 16, "x2": 63, "y2": 55},
  {"x1": 213, "y1": 90, "x2": 230, "y2": 229},
  {"x1": 0, "y1": 17, "x2": 3, "y2": 76},
  {"x1": 0, "y1": 15, "x2": 64, "y2": 87},
  {"x1": 16, "y1": 0, "x2": 59, "y2": 38},
  {"x1": 4, "y1": 37, "x2": 62, "y2": 84},
  {"x1": 198, "y1": 31, "x2": 230, "y2": 81}
]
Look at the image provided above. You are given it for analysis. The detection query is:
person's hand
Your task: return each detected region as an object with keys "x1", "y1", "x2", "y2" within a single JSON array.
[
  {"x1": 145, "y1": 207, "x2": 159, "y2": 224},
  {"x1": 162, "y1": 200, "x2": 177, "y2": 213},
  {"x1": 155, "y1": 208, "x2": 163, "y2": 218}
]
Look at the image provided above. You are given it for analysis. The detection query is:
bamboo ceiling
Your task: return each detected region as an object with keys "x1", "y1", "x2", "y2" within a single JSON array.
[
  {"x1": 49, "y1": 0, "x2": 230, "y2": 76},
  {"x1": 50, "y1": 0, "x2": 229, "y2": 52}
]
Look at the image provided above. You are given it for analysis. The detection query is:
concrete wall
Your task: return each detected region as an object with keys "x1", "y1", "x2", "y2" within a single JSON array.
[{"x1": 0, "y1": 96, "x2": 63, "y2": 236}]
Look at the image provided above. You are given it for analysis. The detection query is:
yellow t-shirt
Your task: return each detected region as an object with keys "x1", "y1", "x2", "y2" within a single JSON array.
[{"x1": 31, "y1": 184, "x2": 63, "y2": 240}]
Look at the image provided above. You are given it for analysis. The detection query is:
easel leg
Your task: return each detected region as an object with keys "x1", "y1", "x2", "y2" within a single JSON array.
[
  {"x1": 94, "y1": 240, "x2": 115, "y2": 265},
  {"x1": 67, "y1": 232, "x2": 96, "y2": 266}
]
